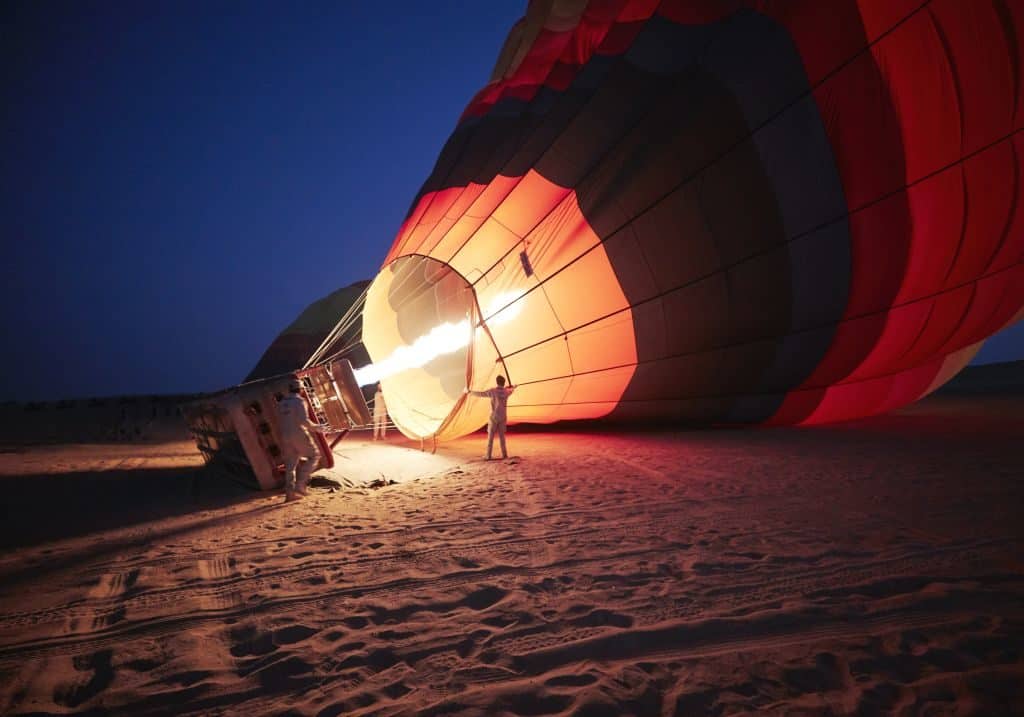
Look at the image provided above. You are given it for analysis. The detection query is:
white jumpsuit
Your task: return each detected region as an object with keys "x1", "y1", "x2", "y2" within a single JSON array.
[
  {"x1": 470, "y1": 386, "x2": 515, "y2": 459},
  {"x1": 373, "y1": 387, "x2": 387, "y2": 439},
  {"x1": 277, "y1": 394, "x2": 321, "y2": 495}
]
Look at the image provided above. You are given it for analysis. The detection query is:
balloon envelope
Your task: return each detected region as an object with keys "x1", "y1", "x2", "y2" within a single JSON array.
[{"x1": 363, "y1": 0, "x2": 1024, "y2": 439}]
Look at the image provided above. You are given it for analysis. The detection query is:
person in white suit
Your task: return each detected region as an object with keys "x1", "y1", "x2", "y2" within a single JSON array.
[
  {"x1": 277, "y1": 379, "x2": 325, "y2": 502},
  {"x1": 373, "y1": 383, "x2": 388, "y2": 440},
  {"x1": 468, "y1": 375, "x2": 515, "y2": 460}
]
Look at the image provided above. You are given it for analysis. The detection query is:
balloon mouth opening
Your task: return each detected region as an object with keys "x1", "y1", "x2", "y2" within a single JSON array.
[{"x1": 359, "y1": 255, "x2": 478, "y2": 439}]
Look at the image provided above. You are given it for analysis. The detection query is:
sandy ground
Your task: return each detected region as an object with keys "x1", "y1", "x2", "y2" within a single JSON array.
[{"x1": 0, "y1": 395, "x2": 1022, "y2": 716}]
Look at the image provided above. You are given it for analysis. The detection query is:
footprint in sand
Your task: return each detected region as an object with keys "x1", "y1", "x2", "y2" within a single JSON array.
[
  {"x1": 88, "y1": 605, "x2": 126, "y2": 630},
  {"x1": 87, "y1": 569, "x2": 139, "y2": 599},
  {"x1": 545, "y1": 672, "x2": 599, "y2": 688},
  {"x1": 197, "y1": 557, "x2": 236, "y2": 580},
  {"x1": 52, "y1": 650, "x2": 115, "y2": 709}
]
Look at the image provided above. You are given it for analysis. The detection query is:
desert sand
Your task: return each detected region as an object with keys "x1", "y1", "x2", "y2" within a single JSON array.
[{"x1": 1, "y1": 394, "x2": 1022, "y2": 716}]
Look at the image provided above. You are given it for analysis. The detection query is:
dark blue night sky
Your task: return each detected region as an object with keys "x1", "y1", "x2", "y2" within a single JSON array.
[
  {"x1": 2, "y1": 2, "x2": 1021, "y2": 402},
  {"x1": 2, "y1": 1, "x2": 523, "y2": 401}
]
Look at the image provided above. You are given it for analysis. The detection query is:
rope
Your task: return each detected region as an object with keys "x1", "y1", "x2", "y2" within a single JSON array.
[{"x1": 303, "y1": 284, "x2": 370, "y2": 368}]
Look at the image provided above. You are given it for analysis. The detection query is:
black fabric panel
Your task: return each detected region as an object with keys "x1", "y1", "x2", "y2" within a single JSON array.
[
  {"x1": 472, "y1": 114, "x2": 539, "y2": 185},
  {"x1": 571, "y1": 52, "x2": 615, "y2": 90},
  {"x1": 628, "y1": 183, "x2": 721, "y2": 294},
  {"x1": 624, "y1": 14, "x2": 711, "y2": 74},
  {"x1": 401, "y1": 8, "x2": 855, "y2": 425},
  {"x1": 757, "y1": 324, "x2": 841, "y2": 394},
  {"x1": 726, "y1": 247, "x2": 792, "y2": 346},
  {"x1": 754, "y1": 95, "x2": 850, "y2": 241},
  {"x1": 785, "y1": 222, "x2": 851, "y2": 332},
  {"x1": 460, "y1": 116, "x2": 527, "y2": 187},
  {"x1": 601, "y1": 8, "x2": 848, "y2": 420},
  {"x1": 535, "y1": 59, "x2": 665, "y2": 188},
  {"x1": 577, "y1": 67, "x2": 752, "y2": 241},
  {"x1": 701, "y1": 10, "x2": 811, "y2": 128},
  {"x1": 503, "y1": 87, "x2": 592, "y2": 178},
  {"x1": 723, "y1": 392, "x2": 786, "y2": 423},
  {"x1": 604, "y1": 397, "x2": 733, "y2": 423},
  {"x1": 660, "y1": 274, "x2": 732, "y2": 356},
  {"x1": 629, "y1": 297, "x2": 668, "y2": 363},
  {"x1": 699, "y1": 137, "x2": 788, "y2": 267},
  {"x1": 602, "y1": 225, "x2": 660, "y2": 305},
  {"x1": 624, "y1": 353, "x2": 723, "y2": 404},
  {"x1": 617, "y1": 339, "x2": 783, "y2": 405}
]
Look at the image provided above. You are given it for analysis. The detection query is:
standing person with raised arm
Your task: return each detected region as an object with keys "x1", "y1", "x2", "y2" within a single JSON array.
[{"x1": 467, "y1": 375, "x2": 515, "y2": 460}]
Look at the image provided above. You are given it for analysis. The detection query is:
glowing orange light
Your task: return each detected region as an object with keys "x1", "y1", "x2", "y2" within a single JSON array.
[{"x1": 354, "y1": 291, "x2": 524, "y2": 387}]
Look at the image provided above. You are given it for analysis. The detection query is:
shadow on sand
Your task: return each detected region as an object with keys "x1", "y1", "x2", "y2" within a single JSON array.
[{"x1": 0, "y1": 464, "x2": 261, "y2": 551}]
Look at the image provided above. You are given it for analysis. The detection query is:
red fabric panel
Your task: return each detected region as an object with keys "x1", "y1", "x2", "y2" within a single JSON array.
[
  {"x1": 558, "y1": 7, "x2": 616, "y2": 65},
  {"x1": 462, "y1": 0, "x2": 756, "y2": 120},
  {"x1": 934, "y1": 268, "x2": 1014, "y2": 354},
  {"x1": 616, "y1": 0, "x2": 661, "y2": 23},
  {"x1": 874, "y1": 358, "x2": 945, "y2": 414},
  {"x1": 805, "y1": 374, "x2": 893, "y2": 424},
  {"x1": 843, "y1": 299, "x2": 933, "y2": 383},
  {"x1": 799, "y1": 313, "x2": 888, "y2": 387},
  {"x1": 896, "y1": 284, "x2": 973, "y2": 369},
  {"x1": 584, "y1": 0, "x2": 632, "y2": 23},
  {"x1": 1001, "y1": 302, "x2": 1024, "y2": 335},
  {"x1": 508, "y1": 28, "x2": 574, "y2": 88},
  {"x1": 811, "y1": 50, "x2": 905, "y2": 210},
  {"x1": 930, "y1": 0, "x2": 1016, "y2": 155},
  {"x1": 783, "y1": 145, "x2": 929, "y2": 393},
  {"x1": 896, "y1": 165, "x2": 964, "y2": 304},
  {"x1": 777, "y1": 0, "x2": 968, "y2": 415},
  {"x1": 842, "y1": 192, "x2": 912, "y2": 319},
  {"x1": 465, "y1": 85, "x2": 503, "y2": 118},
  {"x1": 762, "y1": 1, "x2": 867, "y2": 86},
  {"x1": 764, "y1": 387, "x2": 826, "y2": 426},
  {"x1": 462, "y1": 1, "x2": 642, "y2": 120},
  {"x1": 856, "y1": 0, "x2": 927, "y2": 42},
  {"x1": 546, "y1": 61, "x2": 578, "y2": 91},
  {"x1": 947, "y1": 141, "x2": 1016, "y2": 287},
  {"x1": 987, "y1": 136, "x2": 1024, "y2": 272},
  {"x1": 801, "y1": 356, "x2": 942, "y2": 425},
  {"x1": 998, "y1": 0, "x2": 1024, "y2": 130},
  {"x1": 597, "y1": 19, "x2": 646, "y2": 54},
  {"x1": 502, "y1": 84, "x2": 543, "y2": 104},
  {"x1": 870, "y1": 9, "x2": 961, "y2": 184},
  {"x1": 983, "y1": 263, "x2": 1024, "y2": 337},
  {"x1": 490, "y1": 33, "x2": 567, "y2": 108}
]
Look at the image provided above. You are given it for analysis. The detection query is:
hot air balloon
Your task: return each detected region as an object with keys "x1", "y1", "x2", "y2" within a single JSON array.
[{"x1": 354, "y1": 0, "x2": 1024, "y2": 441}]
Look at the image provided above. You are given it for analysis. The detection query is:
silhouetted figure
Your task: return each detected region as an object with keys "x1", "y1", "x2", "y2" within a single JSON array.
[
  {"x1": 277, "y1": 379, "x2": 325, "y2": 502},
  {"x1": 373, "y1": 383, "x2": 388, "y2": 440},
  {"x1": 468, "y1": 375, "x2": 515, "y2": 460}
]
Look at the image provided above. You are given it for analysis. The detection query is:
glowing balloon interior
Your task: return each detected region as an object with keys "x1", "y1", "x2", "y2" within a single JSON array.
[{"x1": 354, "y1": 291, "x2": 524, "y2": 388}]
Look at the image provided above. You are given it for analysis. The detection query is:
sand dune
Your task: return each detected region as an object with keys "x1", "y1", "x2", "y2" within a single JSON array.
[{"x1": 1, "y1": 394, "x2": 1022, "y2": 715}]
